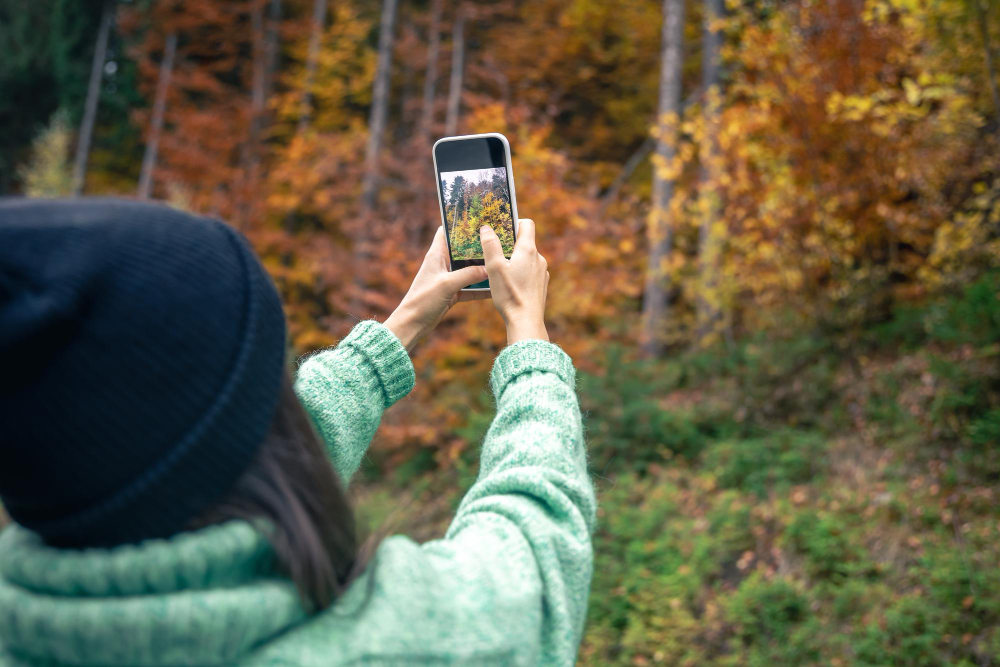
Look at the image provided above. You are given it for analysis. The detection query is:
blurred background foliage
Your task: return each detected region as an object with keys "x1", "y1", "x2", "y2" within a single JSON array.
[{"x1": 2, "y1": 0, "x2": 999, "y2": 663}]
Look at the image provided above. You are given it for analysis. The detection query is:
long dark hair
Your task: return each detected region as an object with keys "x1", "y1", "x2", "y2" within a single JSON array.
[{"x1": 191, "y1": 370, "x2": 367, "y2": 610}]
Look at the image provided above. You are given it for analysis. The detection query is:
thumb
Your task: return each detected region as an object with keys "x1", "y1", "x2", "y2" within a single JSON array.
[
  {"x1": 480, "y1": 225, "x2": 506, "y2": 272},
  {"x1": 443, "y1": 264, "x2": 488, "y2": 292}
]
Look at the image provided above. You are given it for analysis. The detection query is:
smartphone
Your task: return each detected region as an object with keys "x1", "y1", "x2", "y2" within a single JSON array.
[{"x1": 432, "y1": 133, "x2": 519, "y2": 291}]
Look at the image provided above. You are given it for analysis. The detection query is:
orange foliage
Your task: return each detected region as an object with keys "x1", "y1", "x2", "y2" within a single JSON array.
[{"x1": 115, "y1": 0, "x2": 1000, "y2": 467}]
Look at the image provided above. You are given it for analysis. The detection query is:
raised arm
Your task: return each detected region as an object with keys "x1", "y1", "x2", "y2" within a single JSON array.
[
  {"x1": 281, "y1": 221, "x2": 595, "y2": 664},
  {"x1": 431, "y1": 340, "x2": 596, "y2": 664},
  {"x1": 293, "y1": 321, "x2": 414, "y2": 484},
  {"x1": 294, "y1": 225, "x2": 488, "y2": 484},
  {"x1": 423, "y1": 220, "x2": 595, "y2": 663}
]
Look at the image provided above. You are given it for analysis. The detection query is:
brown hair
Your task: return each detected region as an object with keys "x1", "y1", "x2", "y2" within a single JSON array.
[{"x1": 191, "y1": 370, "x2": 367, "y2": 610}]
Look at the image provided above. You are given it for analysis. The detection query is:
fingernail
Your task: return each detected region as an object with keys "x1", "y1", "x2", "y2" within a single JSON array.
[{"x1": 480, "y1": 225, "x2": 489, "y2": 234}]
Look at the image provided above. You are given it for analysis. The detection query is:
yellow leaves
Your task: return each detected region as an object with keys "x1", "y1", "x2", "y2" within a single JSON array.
[
  {"x1": 757, "y1": 242, "x2": 776, "y2": 261},
  {"x1": 826, "y1": 91, "x2": 884, "y2": 122},
  {"x1": 18, "y1": 109, "x2": 73, "y2": 197},
  {"x1": 651, "y1": 111, "x2": 682, "y2": 137},
  {"x1": 468, "y1": 103, "x2": 509, "y2": 136},
  {"x1": 920, "y1": 177, "x2": 1000, "y2": 289},
  {"x1": 650, "y1": 152, "x2": 685, "y2": 183},
  {"x1": 902, "y1": 77, "x2": 921, "y2": 106},
  {"x1": 116, "y1": 0, "x2": 1000, "y2": 479}
]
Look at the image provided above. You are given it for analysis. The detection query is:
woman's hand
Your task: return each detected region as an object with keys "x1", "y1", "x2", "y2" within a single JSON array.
[
  {"x1": 384, "y1": 226, "x2": 489, "y2": 351},
  {"x1": 480, "y1": 219, "x2": 549, "y2": 345}
]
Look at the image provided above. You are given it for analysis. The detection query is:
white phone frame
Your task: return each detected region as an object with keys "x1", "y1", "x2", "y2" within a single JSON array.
[{"x1": 432, "y1": 132, "x2": 519, "y2": 291}]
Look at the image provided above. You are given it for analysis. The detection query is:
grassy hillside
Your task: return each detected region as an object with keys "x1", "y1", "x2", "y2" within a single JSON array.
[
  {"x1": 357, "y1": 271, "x2": 1000, "y2": 666},
  {"x1": 2, "y1": 274, "x2": 994, "y2": 665}
]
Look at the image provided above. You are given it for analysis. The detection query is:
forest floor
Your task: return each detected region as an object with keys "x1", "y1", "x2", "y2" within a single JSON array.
[
  {"x1": 355, "y1": 271, "x2": 1000, "y2": 666},
  {"x1": 1, "y1": 274, "x2": 995, "y2": 665}
]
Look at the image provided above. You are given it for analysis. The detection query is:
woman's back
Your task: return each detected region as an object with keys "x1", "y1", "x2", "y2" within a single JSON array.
[{"x1": 0, "y1": 199, "x2": 595, "y2": 666}]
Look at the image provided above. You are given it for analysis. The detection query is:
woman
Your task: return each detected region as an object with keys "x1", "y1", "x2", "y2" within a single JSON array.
[{"x1": 0, "y1": 198, "x2": 595, "y2": 666}]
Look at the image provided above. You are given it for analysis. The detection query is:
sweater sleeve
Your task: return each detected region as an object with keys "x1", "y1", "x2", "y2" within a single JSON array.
[
  {"x1": 431, "y1": 340, "x2": 597, "y2": 665},
  {"x1": 293, "y1": 320, "x2": 415, "y2": 484}
]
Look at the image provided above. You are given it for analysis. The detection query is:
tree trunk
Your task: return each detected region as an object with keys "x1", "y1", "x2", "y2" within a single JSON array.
[
  {"x1": 695, "y1": 0, "x2": 724, "y2": 346},
  {"x1": 137, "y1": 31, "x2": 177, "y2": 200},
  {"x1": 444, "y1": 5, "x2": 466, "y2": 137},
  {"x1": 265, "y1": 0, "x2": 282, "y2": 101},
  {"x1": 640, "y1": 0, "x2": 685, "y2": 357},
  {"x1": 360, "y1": 0, "x2": 399, "y2": 213},
  {"x1": 248, "y1": 0, "x2": 282, "y2": 153},
  {"x1": 420, "y1": 0, "x2": 443, "y2": 144},
  {"x1": 414, "y1": 0, "x2": 444, "y2": 246},
  {"x1": 352, "y1": 0, "x2": 399, "y2": 315},
  {"x1": 250, "y1": 1, "x2": 267, "y2": 141},
  {"x1": 240, "y1": 0, "x2": 271, "y2": 229},
  {"x1": 297, "y1": 0, "x2": 327, "y2": 134},
  {"x1": 71, "y1": 0, "x2": 113, "y2": 196},
  {"x1": 974, "y1": 0, "x2": 1000, "y2": 126}
]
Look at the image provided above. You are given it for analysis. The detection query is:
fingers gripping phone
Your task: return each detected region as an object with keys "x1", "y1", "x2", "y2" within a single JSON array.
[{"x1": 432, "y1": 133, "x2": 519, "y2": 291}]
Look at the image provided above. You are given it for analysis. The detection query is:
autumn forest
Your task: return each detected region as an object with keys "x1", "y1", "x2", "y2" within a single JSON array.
[{"x1": 3, "y1": 0, "x2": 1000, "y2": 662}]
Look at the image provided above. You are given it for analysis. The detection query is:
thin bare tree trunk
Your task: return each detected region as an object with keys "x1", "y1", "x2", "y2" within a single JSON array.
[
  {"x1": 444, "y1": 5, "x2": 466, "y2": 137},
  {"x1": 250, "y1": 2, "x2": 267, "y2": 140},
  {"x1": 420, "y1": 0, "x2": 443, "y2": 144},
  {"x1": 414, "y1": 0, "x2": 444, "y2": 246},
  {"x1": 695, "y1": 0, "x2": 724, "y2": 346},
  {"x1": 248, "y1": 0, "x2": 281, "y2": 154},
  {"x1": 297, "y1": 0, "x2": 327, "y2": 134},
  {"x1": 239, "y1": 0, "x2": 270, "y2": 229},
  {"x1": 360, "y1": 0, "x2": 399, "y2": 213},
  {"x1": 266, "y1": 0, "x2": 282, "y2": 100},
  {"x1": 352, "y1": 0, "x2": 399, "y2": 315},
  {"x1": 398, "y1": 42, "x2": 416, "y2": 140},
  {"x1": 975, "y1": 0, "x2": 1000, "y2": 126},
  {"x1": 640, "y1": 0, "x2": 685, "y2": 358},
  {"x1": 72, "y1": 0, "x2": 113, "y2": 196},
  {"x1": 137, "y1": 31, "x2": 177, "y2": 200}
]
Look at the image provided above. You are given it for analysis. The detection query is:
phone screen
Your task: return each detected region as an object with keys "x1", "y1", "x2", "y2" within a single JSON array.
[{"x1": 434, "y1": 137, "x2": 516, "y2": 288}]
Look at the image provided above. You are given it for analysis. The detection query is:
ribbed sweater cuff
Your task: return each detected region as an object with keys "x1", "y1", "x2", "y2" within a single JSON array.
[
  {"x1": 341, "y1": 320, "x2": 415, "y2": 406},
  {"x1": 490, "y1": 340, "x2": 576, "y2": 399}
]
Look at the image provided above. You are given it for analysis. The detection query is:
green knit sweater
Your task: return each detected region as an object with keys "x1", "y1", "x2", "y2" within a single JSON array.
[{"x1": 0, "y1": 321, "x2": 596, "y2": 666}]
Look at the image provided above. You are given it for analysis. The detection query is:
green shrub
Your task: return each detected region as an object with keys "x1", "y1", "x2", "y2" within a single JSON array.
[
  {"x1": 785, "y1": 513, "x2": 866, "y2": 582},
  {"x1": 585, "y1": 472, "x2": 701, "y2": 663},
  {"x1": 869, "y1": 303, "x2": 934, "y2": 349},
  {"x1": 829, "y1": 578, "x2": 885, "y2": 621},
  {"x1": 927, "y1": 355, "x2": 994, "y2": 434},
  {"x1": 969, "y1": 408, "x2": 1000, "y2": 445},
  {"x1": 850, "y1": 544, "x2": 1000, "y2": 666},
  {"x1": 724, "y1": 573, "x2": 820, "y2": 664},
  {"x1": 735, "y1": 335, "x2": 838, "y2": 425},
  {"x1": 579, "y1": 349, "x2": 739, "y2": 468},
  {"x1": 690, "y1": 491, "x2": 756, "y2": 582},
  {"x1": 703, "y1": 429, "x2": 826, "y2": 497},
  {"x1": 863, "y1": 365, "x2": 926, "y2": 439},
  {"x1": 926, "y1": 354, "x2": 1000, "y2": 479},
  {"x1": 854, "y1": 595, "x2": 943, "y2": 666},
  {"x1": 921, "y1": 546, "x2": 1000, "y2": 635},
  {"x1": 868, "y1": 270, "x2": 1000, "y2": 351},
  {"x1": 926, "y1": 270, "x2": 1000, "y2": 348}
]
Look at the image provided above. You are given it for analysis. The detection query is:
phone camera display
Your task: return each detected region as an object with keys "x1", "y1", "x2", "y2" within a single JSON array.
[{"x1": 439, "y1": 167, "x2": 514, "y2": 260}]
